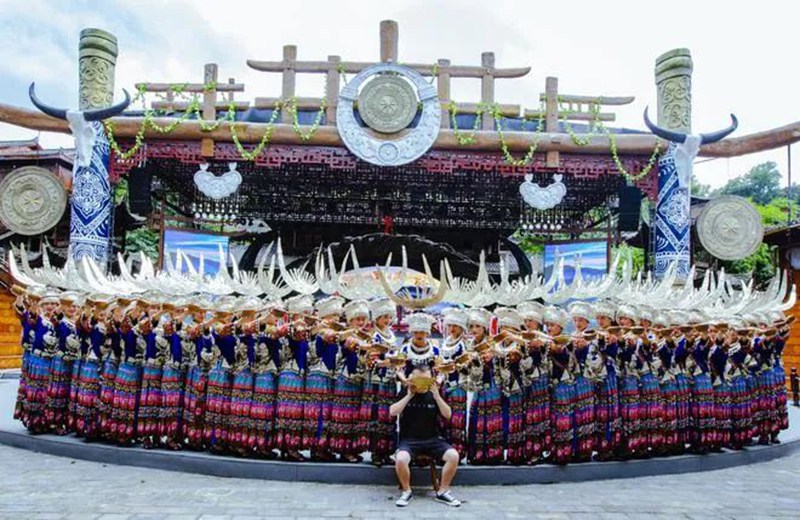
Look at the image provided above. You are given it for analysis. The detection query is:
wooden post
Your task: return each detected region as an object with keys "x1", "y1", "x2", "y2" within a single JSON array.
[
  {"x1": 227, "y1": 78, "x2": 235, "y2": 102},
  {"x1": 380, "y1": 20, "x2": 399, "y2": 63},
  {"x1": 437, "y1": 59, "x2": 451, "y2": 129},
  {"x1": 281, "y1": 45, "x2": 297, "y2": 124},
  {"x1": 326, "y1": 55, "x2": 341, "y2": 125},
  {"x1": 545, "y1": 76, "x2": 559, "y2": 167},
  {"x1": 201, "y1": 63, "x2": 218, "y2": 157},
  {"x1": 481, "y1": 52, "x2": 495, "y2": 130}
]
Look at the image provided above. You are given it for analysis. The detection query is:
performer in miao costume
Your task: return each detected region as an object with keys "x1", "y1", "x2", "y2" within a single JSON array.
[
  {"x1": 567, "y1": 301, "x2": 596, "y2": 462},
  {"x1": 726, "y1": 322, "x2": 753, "y2": 450},
  {"x1": 653, "y1": 311, "x2": 680, "y2": 455},
  {"x1": 96, "y1": 299, "x2": 124, "y2": 440},
  {"x1": 400, "y1": 312, "x2": 439, "y2": 376},
  {"x1": 230, "y1": 305, "x2": 258, "y2": 456},
  {"x1": 709, "y1": 319, "x2": 733, "y2": 451},
  {"x1": 111, "y1": 304, "x2": 144, "y2": 445},
  {"x1": 303, "y1": 296, "x2": 343, "y2": 461},
  {"x1": 358, "y1": 297, "x2": 399, "y2": 466},
  {"x1": 434, "y1": 307, "x2": 468, "y2": 462},
  {"x1": 494, "y1": 307, "x2": 530, "y2": 465},
  {"x1": 23, "y1": 291, "x2": 59, "y2": 433},
  {"x1": 159, "y1": 307, "x2": 190, "y2": 450},
  {"x1": 183, "y1": 302, "x2": 214, "y2": 450},
  {"x1": 204, "y1": 304, "x2": 238, "y2": 454},
  {"x1": 47, "y1": 292, "x2": 82, "y2": 435},
  {"x1": 685, "y1": 316, "x2": 716, "y2": 453},
  {"x1": 11, "y1": 288, "x2": 36, "y2": 423},
  {"x1": 73, "y1": 297, "x2": 109, "y2": 439},
  {"x1": 330, "y1": 299, "x2": 369, "y2": 463},
  {"x1": 275, "y1": 294, "x2": 312, "y2": 461},
  {"x1": 767, "y1": 310, "x2": 790, "y2": 438},
  {"x1": 517, "y1": 301, "x2": 550, "y2": 464},
  {"x1": 591, "y1": 300, "x2": 621, "y2": 460},
  {"x1": 250, "y1": 305, "x2": 283, "y2": 457},
  {"x1": 635, "y1": 306, "x2": 663, "y2": 455},
  {"x1": 544, "y1": 306, "x2": 574, "y2": 464},
  {"x1": 465, "y1": 308, "x2": 501, "y2": 465},
  {"x1": 137, "y1": 303, "x2": 168, "y2": 448},
  {"x1": 616, "y1": 304, "x2": 645, "y2": 457},
  {"x1": 671, "y1": 309, "x2": 698, "y2": 452}
]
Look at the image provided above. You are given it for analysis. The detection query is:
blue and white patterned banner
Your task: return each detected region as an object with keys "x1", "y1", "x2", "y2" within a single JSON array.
[
  {"x1": 68, "y1": 121, "x2": 112, "y2": 267},
  {"x1": 654, "y1": 143, "x2": 690, "y2": 279}
]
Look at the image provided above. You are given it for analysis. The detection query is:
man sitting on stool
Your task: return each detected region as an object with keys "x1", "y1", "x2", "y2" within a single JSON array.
[{"x1": 390, "y1": 365, "x2": 461, "y2": 507}]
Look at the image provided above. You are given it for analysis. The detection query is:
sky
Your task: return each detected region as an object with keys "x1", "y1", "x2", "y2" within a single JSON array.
[{"x1": 0, "y1": 0, "x2": 797, "y2": 189}]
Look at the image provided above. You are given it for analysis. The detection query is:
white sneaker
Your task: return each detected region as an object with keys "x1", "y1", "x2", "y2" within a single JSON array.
[
  {"x1": 435, "y1": 489, "x2": 461, "y2": 507},
  {"x1": 396, "y1": 489, "x2": 413, "y2": 507}
]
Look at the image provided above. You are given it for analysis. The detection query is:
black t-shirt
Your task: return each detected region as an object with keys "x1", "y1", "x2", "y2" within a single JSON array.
[{"x1": 398, "y1": 388, "x2": 439, "y2": 440}]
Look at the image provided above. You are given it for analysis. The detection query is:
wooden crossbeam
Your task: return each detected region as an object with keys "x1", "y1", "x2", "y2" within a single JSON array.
[
  {"x1": 134, "y1": 82, "x2": 244, "y2": 92},
  {"x1": 246, "y1": 59, "x2": 530, "y2": 79}
]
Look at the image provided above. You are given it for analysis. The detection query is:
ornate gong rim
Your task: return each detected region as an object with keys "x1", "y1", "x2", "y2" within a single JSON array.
[
  {"x1": 696, "y1": 195, "x2": 764, "y2": 261},
  {"x1": 0, "y1": 165, "x2": 67, "y2": 236},
  {"x1": 337, "y1": 63, "x2": 441, "y2": 167}
]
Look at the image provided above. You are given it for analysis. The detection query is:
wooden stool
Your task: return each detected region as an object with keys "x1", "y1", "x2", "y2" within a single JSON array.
[{"x1": 409, "y1": 455, "x2": 439, "y2": 492}]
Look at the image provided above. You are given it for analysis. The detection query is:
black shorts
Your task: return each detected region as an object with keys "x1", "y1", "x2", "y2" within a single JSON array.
[{"x1": 396, "y1": 437, "x2": 453, "y2": 461}]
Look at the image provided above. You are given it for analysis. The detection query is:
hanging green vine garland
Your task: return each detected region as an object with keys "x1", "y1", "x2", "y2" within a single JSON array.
[
  {"x1": 229, "y1": 101, "x2": 282, "y2": 160},
  {"x1": 105, "y1": 81, "x2": 329, "y2": 161},
  {"x1": 287, "y1": 97, "x2": 327, "y2": 142},
  {"x1": 105, "y1": 74, "x2": 661, "y2": 178},
  {"x1": 448, "y1": 101, "x2": 488, "y2": 145},
  {"x1": 494, "y1": 105, "x2": 546, "y2": 167}
]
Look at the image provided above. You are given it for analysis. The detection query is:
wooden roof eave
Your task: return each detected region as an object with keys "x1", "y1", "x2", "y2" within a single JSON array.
[{"x1": 10, "y1": 101, "x2": 799, "y2": 158}]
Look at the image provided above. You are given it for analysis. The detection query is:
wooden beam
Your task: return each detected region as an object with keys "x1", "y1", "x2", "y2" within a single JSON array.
[
  {"x1": 437, "y1": 58, "x2": 451, "y2": 129},
  {"x1": 201, "y1": 63, "x2": 218, "y2": 157},
  {"x1": 135, "y1": 82, "x2": 243, "y2": 92},
  {"x1": 456, "y1": 102, "x2": 519, "y2": 118},
  {"x1": 325, "y1": 55, "x2": 341, "y2": 125},
  {"x1": 699, "y1": 121, "x2": 800, "y2": 158},
  {"x1": 541, "y1": 94, "x2": 635, "y2": 105},
  {"x1": 545, "y1": 77, "x2": 559, "y2": 167},
  {"x1": 380, "y1": 20, "x2": 399, "y2": 63},
  {"x1": 10, "y1": 100, "x2": 800, "y2": 158},
  {"x1": 281, "y1": 45, "x2": 297, "y2": 124},
  {"x1": 481, "y1": 52, "x2": 495, "y2": 131},
  {"x1": 247, "y1": 59, "x2": 530, "y2": 78},
  {"x1": 0, "y1": 102, "x2": 668, "y2": 154},
  {"x1": 151, "y1": 101, "x2": 250, "y2": 111},
  {"x1": 524, "y1": 109, "x2": 616, "y2": 122},
  {"x1": 255, "y1": 97, "x2": 323, "y2": 110}
]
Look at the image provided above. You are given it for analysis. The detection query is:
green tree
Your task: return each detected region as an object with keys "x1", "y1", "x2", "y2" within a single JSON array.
[
  {"x1": 714, "y1": 161, "x2": 782, "y2": 204},
  {"x1": 125, "y1": 227, "x2": 159, "y2": 262},
  {"x1": 691, "y1": 174, "x2": 711, "y2": 198}
]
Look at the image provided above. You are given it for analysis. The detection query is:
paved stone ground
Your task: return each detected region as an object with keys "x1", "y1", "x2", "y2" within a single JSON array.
[{"x1": 0, "y1": 442, "x2": 799, "y2": 519}]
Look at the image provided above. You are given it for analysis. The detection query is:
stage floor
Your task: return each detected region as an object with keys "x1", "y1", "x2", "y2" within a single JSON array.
[{"x1": 1, "y1": 377, "x2": 798, "y2": 485}]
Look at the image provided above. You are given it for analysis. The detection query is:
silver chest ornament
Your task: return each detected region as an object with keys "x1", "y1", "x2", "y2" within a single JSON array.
[{"x1": 337, "y1": 63, "x2": 441, "y2": 166}]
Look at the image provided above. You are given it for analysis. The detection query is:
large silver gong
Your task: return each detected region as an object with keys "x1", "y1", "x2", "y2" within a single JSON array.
[
  {"x1": 337, "y1": 63, "x2": 441, "y2": 167},
  {"x1": 0, "y1": 166, "x2": 67, "y2": 235},
  {"x1": 697, "y1": 195, "x2": 763, "y2": 261}
]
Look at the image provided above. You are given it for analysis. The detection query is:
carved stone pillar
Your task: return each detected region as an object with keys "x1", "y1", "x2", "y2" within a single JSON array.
[
  {"x1": 654, "y1": 49, "x2": 693, "y2": 279},
  {"x1": 69, "y1": 29, "x2": 118, "y2": 266}
]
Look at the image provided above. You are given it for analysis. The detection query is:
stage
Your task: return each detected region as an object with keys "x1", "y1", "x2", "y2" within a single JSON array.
[{"x1": 1, "y1": 376, "x2": 797, "y2": 486}]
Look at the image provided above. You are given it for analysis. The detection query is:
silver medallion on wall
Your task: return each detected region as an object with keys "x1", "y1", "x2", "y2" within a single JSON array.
[
  {"x1": 697, "y1": 195, "x2": 763, "y2": 261},
  {"x1": 0, "y1": 166, "x2": 67, "y2": 235},
  {"x1": 337, "y1": 63, "x2": 441, "y2": 166}
]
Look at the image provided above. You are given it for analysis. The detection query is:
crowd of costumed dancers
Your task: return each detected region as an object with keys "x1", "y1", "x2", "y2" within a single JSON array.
[{"x1": 10, "y1": 282, "x2": 792, "y2": 466}]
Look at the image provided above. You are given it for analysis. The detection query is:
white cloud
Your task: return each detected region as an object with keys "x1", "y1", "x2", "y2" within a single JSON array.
[{"x1": 1, "y1": 0, "x2": 798, "y2": 188}]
